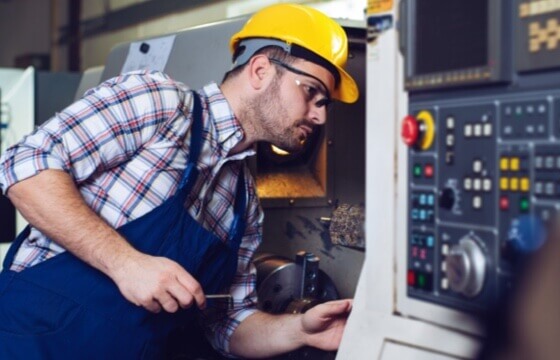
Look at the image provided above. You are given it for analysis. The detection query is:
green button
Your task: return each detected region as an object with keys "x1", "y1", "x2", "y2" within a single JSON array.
[
  {"x1": 417, "y1": 273, "x2": 426, "y2": 288},
  {"x1": 413, "y1": 165, "x2": 422, "y2": 177},
  {"x1": 520, "y1": 198, "x2": 529, "y2": 212}
]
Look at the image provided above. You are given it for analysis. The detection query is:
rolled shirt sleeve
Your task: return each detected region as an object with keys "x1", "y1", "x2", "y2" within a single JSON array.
[{"x1": 0, "y1": 70, "x2": 187, "y2": 194}]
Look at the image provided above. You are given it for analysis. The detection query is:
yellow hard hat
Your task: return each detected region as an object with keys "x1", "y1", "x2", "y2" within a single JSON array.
[{"x1": 230, "y1": 3, "x2": 359, "y2": 103}]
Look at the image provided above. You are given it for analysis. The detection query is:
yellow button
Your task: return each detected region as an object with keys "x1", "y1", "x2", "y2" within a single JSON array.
[
  {"x1": 521, "y1": 177, "x2": 530, "y2": 192},
  {"x1": 500, "y1": 157, "x2": 509, "y2": 171},
  {"x1": 510, "y1": 177, "x2": 519, "y2": 191},
  {"x1": 510, "y1": 157, "x2": 520, "y2": 171},
  {"x1": 500, "y1": 177, "x2": 509, "y2": 191}
]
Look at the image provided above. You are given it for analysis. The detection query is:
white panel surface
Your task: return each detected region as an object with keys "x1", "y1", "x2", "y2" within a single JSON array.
[{"x1": 381, "y1": 341, "x2": 460, "y2": 360}]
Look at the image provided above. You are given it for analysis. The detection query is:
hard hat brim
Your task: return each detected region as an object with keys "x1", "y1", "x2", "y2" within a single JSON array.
[{"x1": 335, "y1": 66, "x2": 359, "y2": 104}]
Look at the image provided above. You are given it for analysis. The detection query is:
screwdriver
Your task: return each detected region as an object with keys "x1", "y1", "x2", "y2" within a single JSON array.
[{"x1": 206, "y1": 294, "x2": 233, "y2": 309}]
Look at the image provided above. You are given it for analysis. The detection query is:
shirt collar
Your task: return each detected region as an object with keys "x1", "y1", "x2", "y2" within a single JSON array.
[{"x1": 198, "y1": 82, "x2": 255, "y2": 159}]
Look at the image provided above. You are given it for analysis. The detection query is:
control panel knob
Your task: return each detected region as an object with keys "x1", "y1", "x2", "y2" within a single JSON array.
[
  {"x1": 439, "y1": 187, "x2": 456, "y2": 210},
  {"x1": 507, "y1": 215, "x2": 547, "y2": 255},
  {"x1": 400, "y1": 110, "x2": 435, "y2": 150},
  {"x1": 445, "y1": 236, "x2": 486, "y2": 297}
]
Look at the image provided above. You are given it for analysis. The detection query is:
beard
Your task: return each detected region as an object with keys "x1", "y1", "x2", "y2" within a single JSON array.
[{"x1": 246, "y1": 78, "x2": 306, "y2": 152}]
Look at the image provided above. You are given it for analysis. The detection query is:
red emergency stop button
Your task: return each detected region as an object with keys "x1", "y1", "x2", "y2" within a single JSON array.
[
  {"x1": 402, "y1": 111, "x2": 436, "y2": 150},
  {"x1": 401, "y1": 115, "x2": 419, "y2": 147}
]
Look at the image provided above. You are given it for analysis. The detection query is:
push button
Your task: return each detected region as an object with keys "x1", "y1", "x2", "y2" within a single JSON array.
[
  {"x1": 401, "y1": 115, "x2": 419, "y2": 147},
  {"x1": 446, "y1": 134, "x2": 455, "y2": 147},
  {"x1": 535, "y1": 182, "x2": 544, "y2": 195},
  {"x1": 407, "y1": 270, "x2": 416, "y2": 286},
  {"x1": 510, "y1": 178, "x2": 519, "y2": 191},
  {"x1": 417, "y1": 273, "x2": 426, "y2": 288},
  {"x1": 483, "y1": 178, "x2": 492, "y2": 192},
  {"x1": 521, "y1": 177, "x2": 530, "y2": 192},
  {"x1": 500, "y1": 177, "x2": 509, "y2": 191},
  {"x1": 473, "y1": 178, "x2": 482, "y2": 191},
  {"x1": 401, "y1": 111, "x2": 435, "y2": 150},
  {"x1": 483, "y1": 123, "x2": 492, "y2": 136},
  {"x1": 426, "y1": 236, "x2": 434, "y2": 247},
  {"x1": 424, "y1": 164, "x2": 434, "y2": 178},
  {"x1": 474, "y1": 124, "x2": 482, "y2": 137},
  {"x1": 500, "y1": 196, "x2": 509, "y2": 211},
  {"x1": 500, "y1": 157, "x2": 509, "y2": 171},
  {"x1": 446, "y1": 116, "x2": 455, "y2": 129},
  {"x1": 520, "y1": 198, "x2": 529, "y2": 212},
  {"x1": 535, "y1": 156, "x2": 544, "y2": 169},
  {"x1": 473, "y1": 160, "x2": 483, "y2": 173},
  {"x1": 464, "y1": 177, "x2": 472, "y2": 191},
  {"x1": 472, "y1": 196, "x2": 482, "y2": 209},
  {"x1": 510, "y1": 157, "x2": 520, "y2": 171},
  {"x1": 464, "y1": 124, "x2": 473, "y2": 137}
]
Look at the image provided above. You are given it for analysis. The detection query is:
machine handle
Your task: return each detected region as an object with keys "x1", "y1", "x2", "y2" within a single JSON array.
[{"x1": 296, "y1": 251, "x2": 320, "y2": 298}]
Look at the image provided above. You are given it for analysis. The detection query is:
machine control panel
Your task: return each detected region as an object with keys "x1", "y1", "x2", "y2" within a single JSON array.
[
  {"x1": 400, "y1": 0, "x2": 560, "y2": 314},
  {"x1": 403, "y1": 96, "x2": 556, "y2": 313}
]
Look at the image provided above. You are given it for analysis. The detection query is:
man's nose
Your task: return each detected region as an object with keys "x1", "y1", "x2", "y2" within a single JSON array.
[{"x1": 309, "y1": 106, "x2": 327, "y2": 125}]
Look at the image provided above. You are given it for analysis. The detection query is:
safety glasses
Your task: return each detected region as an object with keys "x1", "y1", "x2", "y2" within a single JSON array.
[{"x1": 268, "y1": 58, "x2": 333, "y2": 108}]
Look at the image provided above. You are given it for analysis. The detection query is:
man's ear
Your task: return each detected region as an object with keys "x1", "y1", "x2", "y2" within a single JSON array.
[{"x1": 247, "y1": 54, "x2": 274, "y2": 90}]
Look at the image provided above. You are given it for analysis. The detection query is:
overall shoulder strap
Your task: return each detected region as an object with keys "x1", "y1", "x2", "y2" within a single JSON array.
[
  {"x1": 228, "y1": 163, "x2": 247, "y2": 249},
  {"x1": 179, "y1": 91, "x2": 203, "y2": 192}
]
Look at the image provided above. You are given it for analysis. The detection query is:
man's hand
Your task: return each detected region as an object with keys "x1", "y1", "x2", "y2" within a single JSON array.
[
  {"x1": 229, "y1": 299, "x2": 353, "y2": 358},
  {"x1": 111, "y1": 252, "x2": 207, "y2": 313},
  {"x1": 301, "y1": 299, "x2": 353, "y2": 351}
]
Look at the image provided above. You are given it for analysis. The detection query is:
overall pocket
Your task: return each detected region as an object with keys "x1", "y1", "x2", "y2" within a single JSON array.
[{"x1": 0, "y1": 276, "x2": 82, "y2": 336}]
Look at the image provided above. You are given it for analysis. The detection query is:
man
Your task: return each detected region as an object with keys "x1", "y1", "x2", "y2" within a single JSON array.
[{"x1": 0, "y1": 3, "x2": 359, "y2": 359}]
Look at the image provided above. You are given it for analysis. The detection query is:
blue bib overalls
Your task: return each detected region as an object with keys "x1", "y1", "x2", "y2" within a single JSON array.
[{"x1": 0, "y1": 92, "x2": 246, "y2": 359}]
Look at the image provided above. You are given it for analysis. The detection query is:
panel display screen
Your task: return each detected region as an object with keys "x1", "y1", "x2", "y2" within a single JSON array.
[{"x1": 415, "y1": 0, "x2": 488, "y2": 75}]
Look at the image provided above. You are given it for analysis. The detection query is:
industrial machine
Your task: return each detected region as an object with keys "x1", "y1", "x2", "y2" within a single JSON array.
[{"x1": 340, "y1": 0, "x2": 560, "y2": 359}]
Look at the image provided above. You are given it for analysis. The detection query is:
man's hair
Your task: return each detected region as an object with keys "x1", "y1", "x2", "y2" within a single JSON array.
[{"x1": 221, "y1": 46, "x2": 298, "y2": 83}]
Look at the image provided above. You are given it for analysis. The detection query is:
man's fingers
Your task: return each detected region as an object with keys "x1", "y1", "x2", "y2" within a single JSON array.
[
  {"x1": 332, "y1": 299, "x2": 353, "y2": 312},
  {"x1": 115, "y1": 255, "x2": 207, "y2": 313},
  {"x1": 167, "y1": 281, "x2": 195, "y2": 309},
  {"x1": 334, "y1": 299, "x2": 352, "y2": 314},
  {"x1": 145, "y1": 300, "x2": 162, "y2": 313},
  {"x1": 158, "y1": 292, "x2": 180, "y2": 313},
  {"x1": 176, "y1": 271, "x2": 206, "y2": 309},
  {"x1": 316, "y1": 299, "x2": 353, "y2": 318}
]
